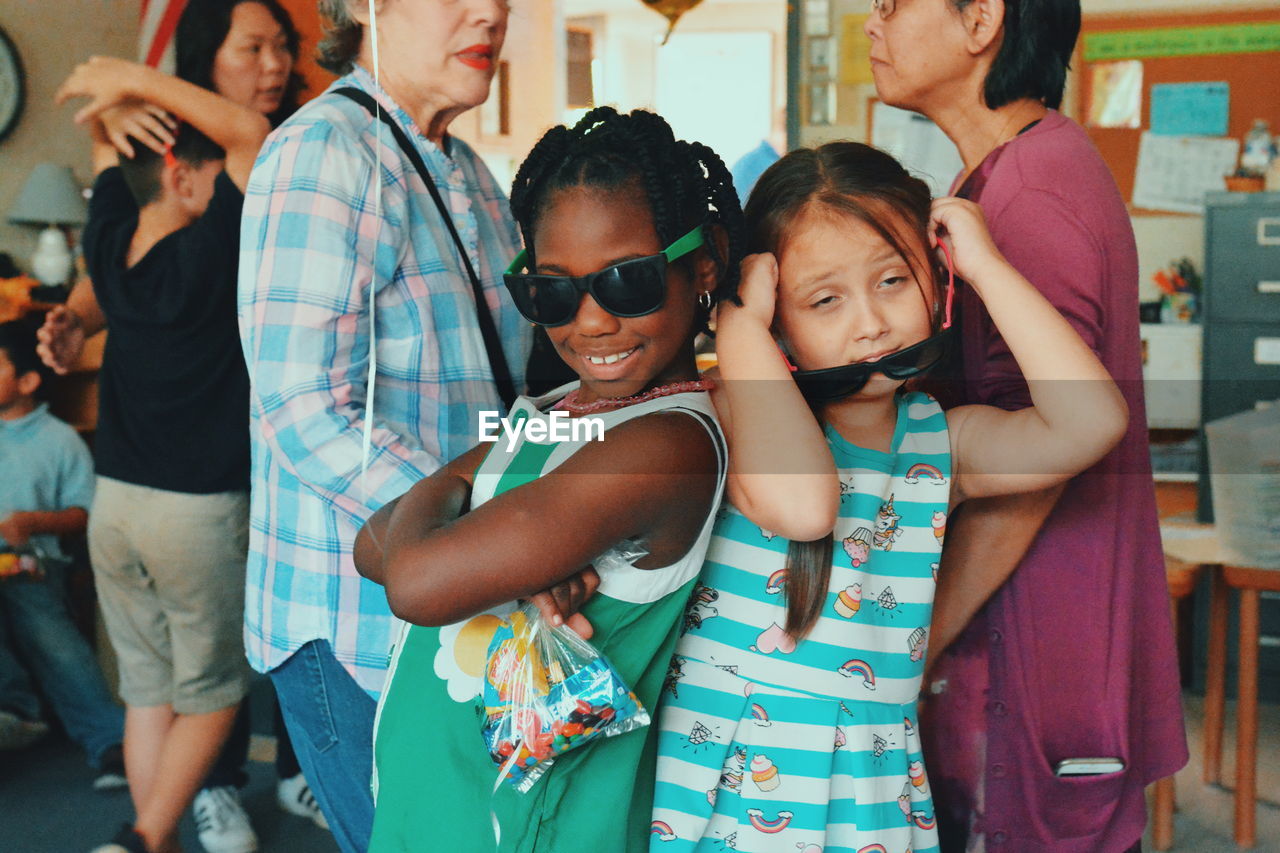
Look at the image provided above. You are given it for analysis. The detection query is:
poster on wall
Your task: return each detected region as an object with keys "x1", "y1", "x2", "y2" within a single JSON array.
[
  {"x1": 1132, "y1": 132, "x2": 1239, "y2": 213},
  {"x1": 839, "y1": 14, "x2": 874, "y2": 86},
  {"x1": 1150, "y1": 82, "x2": 1229, "y2": 136},
  {"x1": 1084, "y1": 22, "x2": 1280, "y2": 61},
  {"x1": 1086, "y1": 60, "x2": 1143, "y2": 129}
]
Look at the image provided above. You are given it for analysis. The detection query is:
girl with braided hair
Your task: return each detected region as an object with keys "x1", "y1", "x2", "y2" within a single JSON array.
[{"x1": 354, "y1": 107, "x2": 745, "y2": 852}]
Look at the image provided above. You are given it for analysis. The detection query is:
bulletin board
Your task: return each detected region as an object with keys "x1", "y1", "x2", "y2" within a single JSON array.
[{"x1": 1079, "y1": 8, "x2": 1280, "y2": 213}]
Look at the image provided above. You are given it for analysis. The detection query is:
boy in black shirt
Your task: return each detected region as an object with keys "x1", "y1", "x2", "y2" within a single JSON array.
[{"x1": 56, "y1": 57, "x2": 268, "y2": 853}]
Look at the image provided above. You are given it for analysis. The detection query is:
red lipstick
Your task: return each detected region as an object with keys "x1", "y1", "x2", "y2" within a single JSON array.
[{"x1": 457, "y1": 44, "x2": 493, "y2": 71}]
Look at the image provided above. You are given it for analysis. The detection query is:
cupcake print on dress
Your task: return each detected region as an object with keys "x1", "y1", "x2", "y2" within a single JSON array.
[
  {"x1": 750, "y1": 754, "x2": 782, "y2": 791},
  {"x1": 834, "y1": 583, "x2": 862, "y2": 618}
]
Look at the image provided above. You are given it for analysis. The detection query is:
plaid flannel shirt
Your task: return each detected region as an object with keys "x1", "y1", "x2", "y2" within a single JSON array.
[{"x1": 237, "y1": 68, "x2": 529, "y2": 696}]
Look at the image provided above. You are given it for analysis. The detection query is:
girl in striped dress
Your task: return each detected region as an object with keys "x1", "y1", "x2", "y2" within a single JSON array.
[
  {"x1": 353, "y1": 108, "x2": 747, "y2": 852},
  {"x1": 651, "y1": 143, "x2": 1129, "y2": 853}
]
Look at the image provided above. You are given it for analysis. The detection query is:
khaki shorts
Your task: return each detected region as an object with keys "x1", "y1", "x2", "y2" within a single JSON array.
[{"x1": 88, "y1": 477, "x2": 253, "y2": 714}]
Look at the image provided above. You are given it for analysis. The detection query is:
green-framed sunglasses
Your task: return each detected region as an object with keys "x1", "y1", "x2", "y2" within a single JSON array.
[{"x1": 503, "y1": 225, "x2": 705, "y2": 327}]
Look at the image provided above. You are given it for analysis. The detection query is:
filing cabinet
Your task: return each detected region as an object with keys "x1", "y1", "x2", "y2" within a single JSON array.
[
  {"x1": 1193, "y1": 193, "x2": 1280, "y2": 702},
  {"x1": 1197, "y1": 192, "x2": 1280, "y2": 522}
]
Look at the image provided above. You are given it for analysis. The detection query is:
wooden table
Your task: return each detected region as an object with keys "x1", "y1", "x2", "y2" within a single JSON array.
[{"x1": 1160, "y1": 520, "x2": 1278, "y2": 848}]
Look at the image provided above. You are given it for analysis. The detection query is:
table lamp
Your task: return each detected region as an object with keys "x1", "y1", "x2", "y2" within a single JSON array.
[{"x1": 7, "y1": 163, "x2": 88, "y2": 286}]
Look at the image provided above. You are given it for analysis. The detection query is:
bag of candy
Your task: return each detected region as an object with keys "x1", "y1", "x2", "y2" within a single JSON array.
[{"x1": 479, "y1": 563, "x2": 649, "y2": 792}]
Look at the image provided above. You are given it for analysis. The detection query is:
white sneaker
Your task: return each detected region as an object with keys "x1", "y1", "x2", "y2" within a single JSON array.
[
  {"x1": 276, "y1": 772, "x2": 329, "y2": 830},
  {"x1": 193, "y1": 786, "x2": 258, "y2": 853}
]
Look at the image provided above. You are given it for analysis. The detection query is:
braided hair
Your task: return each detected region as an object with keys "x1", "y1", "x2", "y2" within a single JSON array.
[{"x1": 510, "y1": 107, "x2": 746, "y2": 313}]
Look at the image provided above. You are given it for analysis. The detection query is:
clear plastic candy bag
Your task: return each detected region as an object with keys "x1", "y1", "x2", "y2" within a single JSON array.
[{"x1": 479, "y1": 581, "x2": 649, "y2": 792}]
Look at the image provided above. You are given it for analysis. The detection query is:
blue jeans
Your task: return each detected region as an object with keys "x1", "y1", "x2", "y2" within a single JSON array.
[
  {"x1": 270, "y1": 640, "x2": 376, "y2": 853},
  {"x1": 0, "y1": 563, "x2": 124, "y2": 767}
]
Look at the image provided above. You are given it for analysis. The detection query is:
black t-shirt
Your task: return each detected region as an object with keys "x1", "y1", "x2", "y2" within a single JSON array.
[{"x1": 81, "y1": 167, "x2": 249, "y2": 494}]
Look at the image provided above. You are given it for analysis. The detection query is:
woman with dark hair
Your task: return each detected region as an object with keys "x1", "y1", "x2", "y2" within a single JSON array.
[
  {"x1": 175, "y1": 0, "x2": 303, "y2": 127},
  {"x1": 864, "y1": 1, "x2": 1186, "y2": 850}
]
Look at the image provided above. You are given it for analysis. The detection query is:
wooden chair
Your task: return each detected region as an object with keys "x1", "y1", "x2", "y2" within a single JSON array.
[
  {"x1": 1150, "y1": 556, "x2": 1204, "y2": 851},
  {"x1": 1202, "y1": 565, "x2": 1280, "y2": 848}
]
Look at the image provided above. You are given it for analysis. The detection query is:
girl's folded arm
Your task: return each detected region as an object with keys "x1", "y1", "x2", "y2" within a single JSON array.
[
  {"x1": 353, "y1": 442, "x2": 489, "y2": 585},
  {"x1": 378, "y1": 412, "x2": 720, "y2": 626},
  {"x1": 934, "y1": 198, "x2": 1128, "y2": 502}
]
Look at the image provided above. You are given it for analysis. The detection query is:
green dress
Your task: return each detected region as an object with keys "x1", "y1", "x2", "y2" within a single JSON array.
[{"x1": 369, "y1": 386, "x2": 725, "y2": 852}]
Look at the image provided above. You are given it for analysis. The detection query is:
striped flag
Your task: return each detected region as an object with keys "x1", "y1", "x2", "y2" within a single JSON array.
[{"x1": 138, "y1": 0, "x2": 188, "y2": 71}]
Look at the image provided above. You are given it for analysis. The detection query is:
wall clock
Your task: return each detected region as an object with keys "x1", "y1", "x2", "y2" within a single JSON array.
[{"x1": 0, "y1": 25, "x2": 24, "y2": 144}]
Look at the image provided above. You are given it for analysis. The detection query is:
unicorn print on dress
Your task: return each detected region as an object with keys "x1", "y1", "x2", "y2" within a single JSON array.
[
  {"x1": 872, "y1": 496, "x2": 903, "y2": 551},
  {"x1": 664, "y1": 655, "x2": 687, "y2": 697},
  {"x1": 684, "y1": 583, "x2": 720, "y2": 633},
  {"x1": 842, "y1": 528, "x2": 873, "y2": 567},
  {"x1": 718, "y1": 746, "x2": 747, "y2": 794}
]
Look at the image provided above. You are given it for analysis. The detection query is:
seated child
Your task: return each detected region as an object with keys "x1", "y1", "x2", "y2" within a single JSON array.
[
  {"x1": 354, "y1": 107, "x2": 745, "y2": 852},
  {"x1": 0, "y1": 319, "x2": 125, "y2": 788}
]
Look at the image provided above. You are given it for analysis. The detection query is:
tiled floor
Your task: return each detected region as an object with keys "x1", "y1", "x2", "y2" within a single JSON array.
[
  {"x1": 3, "y1": 690, "x2": 1275, "y2": 851},
  {"x1": 0, "y1": 733, "x2": 338, "y2": 853}
]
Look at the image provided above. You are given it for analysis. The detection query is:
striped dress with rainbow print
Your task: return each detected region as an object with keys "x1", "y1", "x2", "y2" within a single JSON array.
[{"x1": 651, "y1": 390, "x2": 948, "y2": 853}]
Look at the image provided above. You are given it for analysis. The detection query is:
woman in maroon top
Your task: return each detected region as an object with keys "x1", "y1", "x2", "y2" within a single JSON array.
[{"x1": 864, "y1": 0, "x2": 1187, "y2": 850}]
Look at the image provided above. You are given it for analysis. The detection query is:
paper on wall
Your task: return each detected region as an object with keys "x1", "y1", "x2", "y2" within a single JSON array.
[
  {"x1": 1086, "y1": 60, "x2": 1143, "y2": 129},
  {"x1": 1132, "y1": 132, "x2": 1239, "y2": 214},
  {"x1": 1150, "y1": 82, "x2": 1230, "y2": 136},
  {"x1": 839, "y1": 14, "x2": 873, "y2": 86},
  {"x1": 871, "y1": 102, "x2": 964, "y2": 198}
]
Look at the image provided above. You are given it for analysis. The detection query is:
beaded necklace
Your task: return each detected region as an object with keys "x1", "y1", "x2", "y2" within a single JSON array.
[{"x1": 552, "y1": 378, "x2": 715, "y2": 415}]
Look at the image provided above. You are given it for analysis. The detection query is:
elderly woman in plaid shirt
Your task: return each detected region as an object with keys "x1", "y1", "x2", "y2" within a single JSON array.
[{"x1": 236, "y1": 3, "x2": 529, "y2": 850}]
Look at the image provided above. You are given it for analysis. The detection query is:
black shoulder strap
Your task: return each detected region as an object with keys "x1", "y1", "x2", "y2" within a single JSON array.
[{"x1": 334, "y1": 86, "x2": 517, "y2": 409}]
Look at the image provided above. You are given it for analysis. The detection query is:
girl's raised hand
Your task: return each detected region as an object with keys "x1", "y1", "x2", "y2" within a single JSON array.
[
  {"x1": 721, "y1": 252, "x2": 781, "y2": 329},
  {"x1": 928, "y1": 197, "x2": 1007, "y2": 287}
]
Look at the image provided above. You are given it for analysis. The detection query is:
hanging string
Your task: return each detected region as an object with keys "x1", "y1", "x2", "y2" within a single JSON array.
[{"x1": 360, "y1": 0, "x2": 383, "y2": 487}]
